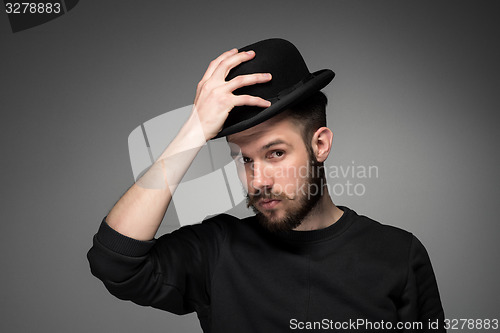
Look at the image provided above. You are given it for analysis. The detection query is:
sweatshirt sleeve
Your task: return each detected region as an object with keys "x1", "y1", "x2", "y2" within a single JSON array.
[
  {"x1": 398, "y1": 235, "x2": 446, "y2": 332},
  {"x1": 87, "y1": 215, "x2": 228, "y2": 316}
]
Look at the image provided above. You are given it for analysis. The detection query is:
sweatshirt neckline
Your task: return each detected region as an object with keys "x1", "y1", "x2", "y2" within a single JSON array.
[{"x1": 271, "y1": 206, "x2": 355, "y2": 243}]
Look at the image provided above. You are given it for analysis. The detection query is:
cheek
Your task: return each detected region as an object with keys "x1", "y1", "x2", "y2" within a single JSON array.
[
  {"x1": 272, "y1": 166, "x2": 297, "y2": 195},
  {"x1": 280, "y1": 157, "x2": 312, "y2": 187}
]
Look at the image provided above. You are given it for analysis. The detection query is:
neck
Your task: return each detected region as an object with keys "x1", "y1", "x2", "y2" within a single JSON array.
[{"x1": 293, "y1": 191, "x2": 343, "y2": 231}]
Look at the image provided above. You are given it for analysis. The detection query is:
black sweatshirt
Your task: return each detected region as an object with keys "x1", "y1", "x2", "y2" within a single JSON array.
[{"x1": 87, "y1": 206, "x2": 445, "y2": 332}]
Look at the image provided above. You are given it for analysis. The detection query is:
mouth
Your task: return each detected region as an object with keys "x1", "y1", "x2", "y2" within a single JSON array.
[{"x1": 258, "y1": 198, "x2": 281, "y2": 210}]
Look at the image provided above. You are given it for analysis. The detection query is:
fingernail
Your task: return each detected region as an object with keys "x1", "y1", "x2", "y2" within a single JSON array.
[{"x1": 246, "y1": 50, "x2": 254, "y2": 55}]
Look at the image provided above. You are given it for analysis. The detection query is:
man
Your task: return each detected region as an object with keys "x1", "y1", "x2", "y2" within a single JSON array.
[{"x1": 88, "y1": 38, "x2": 445, "y2": 332}]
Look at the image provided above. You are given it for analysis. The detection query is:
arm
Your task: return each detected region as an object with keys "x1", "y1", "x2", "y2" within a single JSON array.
[
  {"x1": 87, "y1": 214, "x2": 234, "y2": 317},
  {"x1": 105, "y1": 49, "x2": 271, "y2": 241},
  {"x1": 399, "y1": 235, "x2": 446, "y2": 332},
  {"x1": 87, "y1": 48, "x2": 271, "y2": 314}
]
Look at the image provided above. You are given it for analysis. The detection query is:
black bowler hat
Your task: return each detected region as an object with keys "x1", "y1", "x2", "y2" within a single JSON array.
[{"x1": 213, "y1": 38, "x2": 335, "y2": 139}]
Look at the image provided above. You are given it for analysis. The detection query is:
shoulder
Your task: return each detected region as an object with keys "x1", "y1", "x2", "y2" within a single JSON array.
[
  {"x1": 199, "y1": 213, "x2": 252, "y2": 230},
  {"x1": 152, "y1": 214, "x2": 251, "y2": 259},
  {"x1": 168, "y1": 213, "x2": 255, "y2": 239},
  {"x1": 347, "y1": 207, "x2": 412, "y2": 237},
  {"x1": 344, "y1": 207, "x2": 416, "y2": 255}
]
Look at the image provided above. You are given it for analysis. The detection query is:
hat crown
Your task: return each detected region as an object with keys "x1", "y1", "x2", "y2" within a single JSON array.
[
  {"x1": 227, "y1": 38, "x2": 311, "y2": 99},
  {"x1": 214, "y1": 38, "x2": 334, "y2": 139}
]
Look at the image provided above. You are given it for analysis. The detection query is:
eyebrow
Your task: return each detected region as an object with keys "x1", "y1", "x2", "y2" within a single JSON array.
[
  {"x1": 260, "y1": 139, "x2": 289, "y2": 151},
  {"x1": 230, "y1": 139, "x2": 289, "y2": 158}
]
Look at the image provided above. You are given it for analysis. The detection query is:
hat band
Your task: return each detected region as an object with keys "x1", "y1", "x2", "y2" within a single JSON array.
[{"x1": 268, "y1": 73, "x2": 315, "y2": 104}]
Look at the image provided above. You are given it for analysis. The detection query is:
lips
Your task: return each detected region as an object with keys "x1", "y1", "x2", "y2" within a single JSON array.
[{"x1": 259, "y1": 199, "x2": 281, "y2": 209}]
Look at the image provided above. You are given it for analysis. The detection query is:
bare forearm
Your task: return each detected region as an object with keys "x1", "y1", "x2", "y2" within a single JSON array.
[{"x1": 106, "y1": 114, "x2": 206, "y2": 240}]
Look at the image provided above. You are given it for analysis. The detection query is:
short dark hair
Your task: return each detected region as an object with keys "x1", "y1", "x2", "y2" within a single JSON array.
[{"x1": 282, "y1": 91, "x2": 328, "y2": 147}]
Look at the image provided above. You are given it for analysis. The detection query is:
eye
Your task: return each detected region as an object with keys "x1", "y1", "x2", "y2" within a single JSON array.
[
  {"x1": 237, "y1": 156, "x2": 252, "y2": 164},
  {"x1": 269, "y1": 150, "x2": 285, "y2": 159}
]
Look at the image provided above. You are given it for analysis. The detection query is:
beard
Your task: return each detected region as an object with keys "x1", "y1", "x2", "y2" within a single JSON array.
[{"x1": 246, "y1": 156, "x2": 326, "y2": 233}]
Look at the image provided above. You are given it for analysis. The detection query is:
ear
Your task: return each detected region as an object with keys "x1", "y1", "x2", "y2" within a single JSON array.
[{"x1": 311, "y1": 127, "x2": 333, "y2": 163}]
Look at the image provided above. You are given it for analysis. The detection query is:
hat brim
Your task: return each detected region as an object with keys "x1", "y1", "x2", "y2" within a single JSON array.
[{"x1": 212, "y1": 69, "x2": 335, "y2": 139}]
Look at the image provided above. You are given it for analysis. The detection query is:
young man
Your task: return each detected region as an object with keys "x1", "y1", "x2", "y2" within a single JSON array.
[{"x1": 88, "y1": 39, "x2": 445, "y2": 332}]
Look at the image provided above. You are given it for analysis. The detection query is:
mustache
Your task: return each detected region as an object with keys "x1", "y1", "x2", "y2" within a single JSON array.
[{"x1": 246, "y1": 189, "x2": 293, "y2": 208}]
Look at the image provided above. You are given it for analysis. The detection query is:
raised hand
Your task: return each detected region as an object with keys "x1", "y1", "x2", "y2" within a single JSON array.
[{"x1": 192, "y1": 48, "x2": 272, "y2": 140}]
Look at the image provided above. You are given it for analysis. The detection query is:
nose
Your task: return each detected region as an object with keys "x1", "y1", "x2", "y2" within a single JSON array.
[{"x1": 250, "y1": 161, "x2": 274, "y2": 192}]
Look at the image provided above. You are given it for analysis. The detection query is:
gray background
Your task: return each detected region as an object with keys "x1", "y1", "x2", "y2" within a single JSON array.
[{"x1": 1, "y1": 0, "x2": 499, "y2": 332}]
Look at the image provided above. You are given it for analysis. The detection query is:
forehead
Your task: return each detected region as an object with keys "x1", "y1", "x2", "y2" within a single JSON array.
[{"x1": 227, "y1": 113, "x2": 302, "y2": 150}]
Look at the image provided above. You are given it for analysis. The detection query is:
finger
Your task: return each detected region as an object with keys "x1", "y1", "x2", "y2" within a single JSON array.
[
  {"x1": 225, "y1": 73, "x2": 272, "y2": 92},
  {"x1": 195, "y1": 49, "x2": 238, "y2": 102},
  {"x1": 200, "y1": 48, "x2": 238, "y2": 83},
  {"x1": 232, "y1": 95, "x2": 272, "y2": 108},
  {"x1": 212, "y1": 50, "x2": 257, "y2": 81}
]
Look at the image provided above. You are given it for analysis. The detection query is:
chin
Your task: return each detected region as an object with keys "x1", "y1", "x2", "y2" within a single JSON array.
[{"x1": 254, "y1": 209, "x2": 304, "y2": 233}]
